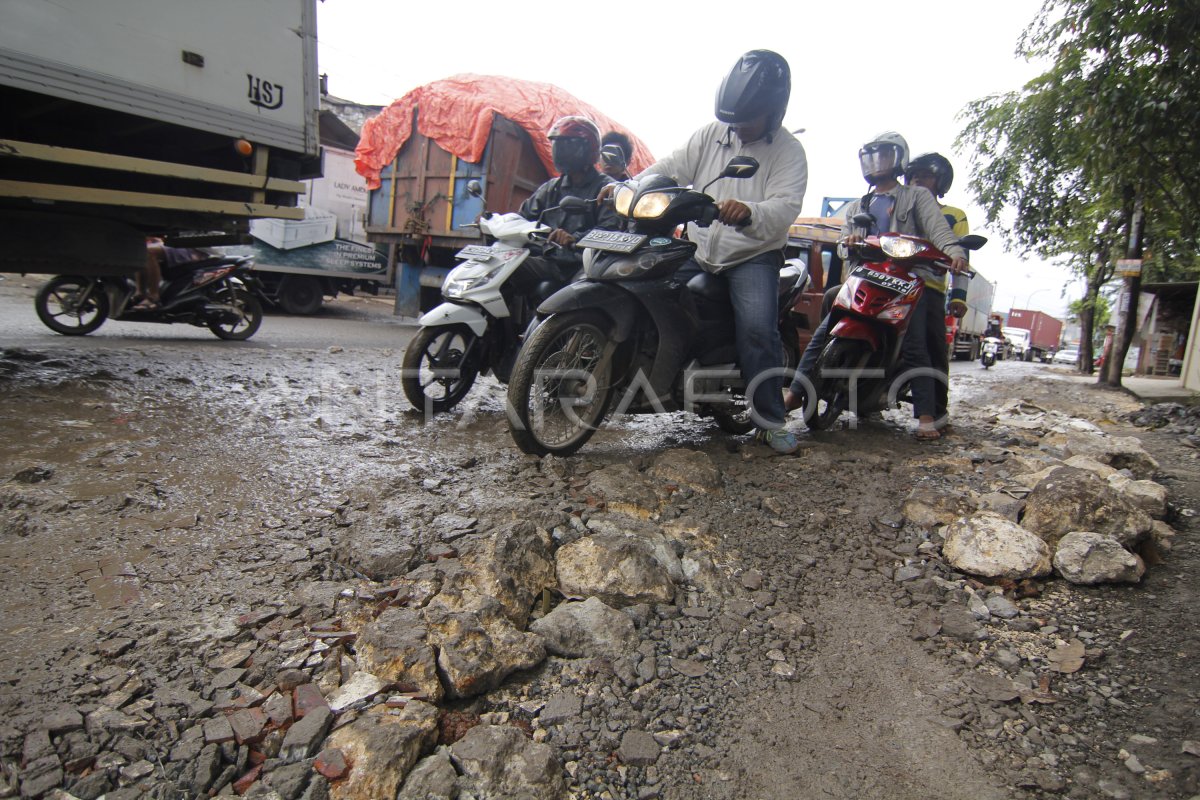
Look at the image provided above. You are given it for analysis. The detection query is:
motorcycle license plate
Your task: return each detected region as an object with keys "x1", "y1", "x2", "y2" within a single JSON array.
[
  {"x1": 576, "y1": 230, "x2": 647, "y2": 253},
  {"x1": 850, "y1": 266, "x2": 917, "y2": 294},
  {"x1": 455, "y1": 245, "x2": 495, "y2": 261}
]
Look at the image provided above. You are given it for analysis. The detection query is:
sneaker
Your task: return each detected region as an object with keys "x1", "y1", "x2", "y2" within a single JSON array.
[{"x1": 755, "y1": 428, "x2": 801, "y2": 455}]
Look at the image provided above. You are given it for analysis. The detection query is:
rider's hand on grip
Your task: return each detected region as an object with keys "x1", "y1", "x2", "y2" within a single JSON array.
[{"x1": 716, "y1": 199, "x2": 751, "y2": 227}]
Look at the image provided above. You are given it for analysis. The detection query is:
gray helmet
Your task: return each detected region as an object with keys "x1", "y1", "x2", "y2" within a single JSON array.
[{"x1": 859, "y1": 131, "x2": 909, "y2": 184}]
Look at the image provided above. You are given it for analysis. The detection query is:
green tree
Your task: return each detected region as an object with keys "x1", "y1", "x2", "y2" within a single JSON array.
[{"x1": 959, "y1": 0, "x2": 1200, "y2": 385}]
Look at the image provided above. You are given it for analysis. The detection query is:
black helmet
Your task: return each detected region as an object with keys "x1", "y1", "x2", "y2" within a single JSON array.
[
  {"x1": 715, "y1": 50, "x2": 791, "y2": 132},
  {"x1": 905, "y1": 152, "x2": 955, "y2": 197},
  {"x1": 548, "y1": 116, "x2": 601, "y2": 174}
]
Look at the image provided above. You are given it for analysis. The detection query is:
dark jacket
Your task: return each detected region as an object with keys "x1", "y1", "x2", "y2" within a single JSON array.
[{"x1": 519, "y1": 168, "x2": 617, "y2": 266}]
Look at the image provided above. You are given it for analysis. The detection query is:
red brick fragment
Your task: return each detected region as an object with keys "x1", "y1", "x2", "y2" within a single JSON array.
[
  {"x1": 292, "y1": 684, "x2": 328, "y2": 719},
  {"x1": 232, "y1": 763, "x2": 263, "y2": 795},
  {"x1": 313, "y1": 747, "x2": 349, "y2": 780}
]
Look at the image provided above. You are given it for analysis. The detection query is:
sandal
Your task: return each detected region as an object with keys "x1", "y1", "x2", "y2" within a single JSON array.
[
  {"x1": 131, "y1": 298, "x2": 160, "y2": 311},
  {"x1": 914, "y1": 425, "x2": 941, "y2": 441}
]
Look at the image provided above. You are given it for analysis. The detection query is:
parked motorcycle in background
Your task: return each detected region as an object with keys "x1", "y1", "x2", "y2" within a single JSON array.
[
  {"x1": 401, "y1": 181, "x2": 582, "y2": 413},
  {"x1": 505, "y1": 157, "x2": 808, "y2": 457},
  {"x1": 803, "y1": 215, "x2": 986, "y2": 428},
  {"x1": 981, "y1": 336, "x2": 1002, "y2": 369},
  {"x1": 34, "y1": 256, "x2": 263, "y2": 340}
]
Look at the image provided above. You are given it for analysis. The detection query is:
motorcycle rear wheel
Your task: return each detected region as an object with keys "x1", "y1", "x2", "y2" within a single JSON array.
[
  {"x1": 713, "y1": 337, "x2": 799, "y2": 435},
  {"x1": 35, "y1": 277, "x2": 109, "y2": 335},
  {"x1": 401, "y1": 325, "x2": 481, "y2": 413},
  {"x1": 807, "y1": 338, "x2": 872, "y2": 430},
  {"x1": 207, "y1": 287, "x2": 263, "y2": 340},
  {"x1": 507, "y1": 311, "x2": 613, "y2": 457}
]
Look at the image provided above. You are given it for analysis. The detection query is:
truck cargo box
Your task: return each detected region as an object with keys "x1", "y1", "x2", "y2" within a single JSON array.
[
  {"x1": 1007, "y1": 308, "x2": 1065, "y2": 361},
  {"x1": 365, "y1": 112, "x2": 548, "y2": 247},
  {"x1": 355, "y1": 74, "x2": 653, "y2": 316},
  {"x1": 0, "y1": 0, "x2": 320, "y2": 276}
]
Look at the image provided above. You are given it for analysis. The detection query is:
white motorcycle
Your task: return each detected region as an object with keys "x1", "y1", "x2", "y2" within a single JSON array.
[
  {"x1": 401, "y1": 182, "x2": 574, "y2": 412},
  {"x1": 981, "y1": 336, "x2": 1002, "y2": 369}
]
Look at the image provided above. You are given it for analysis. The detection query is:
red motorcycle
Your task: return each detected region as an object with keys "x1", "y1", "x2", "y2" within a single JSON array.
[{"x1": 802, "y1": 217, "x2": 985, "y2": 429}]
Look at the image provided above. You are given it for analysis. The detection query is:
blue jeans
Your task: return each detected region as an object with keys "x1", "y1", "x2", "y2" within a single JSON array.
[
  {"x1": 792, "y1": 312, "x2": 831, "y2": 392},
  {"x1": 677, "y1": 252, "x2": 787, "y2": 428}
]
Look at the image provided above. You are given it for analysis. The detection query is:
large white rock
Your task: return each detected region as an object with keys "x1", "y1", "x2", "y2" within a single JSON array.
[
  {"x1": 555, "y1": 532, "x2": 676, "y2": 607},
  {"x1": 1045, "y1": 432, "x2": 1160, "y2": 479},
  {"x1": 529, "y1": 597, "x2": 639, "y2": 659},
  {"x1": 1053, "y1": 532, "x2": 1146, "y2": 584},
  {"x1": 1106, "y1": 474, "x2": 1169, "y2": 518},
  {"x1": 942, "y1": 512, "x2": 1052, "y2": 579},
  {"x1": 1021, "y1": 467, "x2": 1152, "y2": 549}
]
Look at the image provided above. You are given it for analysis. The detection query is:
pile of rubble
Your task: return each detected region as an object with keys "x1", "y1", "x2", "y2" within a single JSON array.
[{"x1": 1125, "y1": 402, "x2": 1200, "y2": 447}]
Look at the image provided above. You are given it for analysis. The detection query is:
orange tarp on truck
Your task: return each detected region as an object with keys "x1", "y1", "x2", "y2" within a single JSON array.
[{"x1": 354, "y1": 74, "x2": 654, "y2": 190}]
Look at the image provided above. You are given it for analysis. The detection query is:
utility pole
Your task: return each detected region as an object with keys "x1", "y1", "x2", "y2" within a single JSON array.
[{"x1": 1104, "y1": 190, "x2": 1144, "y2": 387}]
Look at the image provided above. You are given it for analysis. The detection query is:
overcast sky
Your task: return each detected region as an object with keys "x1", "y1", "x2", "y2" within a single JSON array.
[{"x1": 316, "y1": 0, "x2": 1081, "y2": 319}]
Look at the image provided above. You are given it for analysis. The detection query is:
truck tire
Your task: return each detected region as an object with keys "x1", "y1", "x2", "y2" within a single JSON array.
[{"x1": 278, "y1": 276, "x2": 324, "y2": 315}]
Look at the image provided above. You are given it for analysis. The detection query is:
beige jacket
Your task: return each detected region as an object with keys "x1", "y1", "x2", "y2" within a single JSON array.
[{"x1": 838, "y1": 184, "x2": 965, "y2": 291}]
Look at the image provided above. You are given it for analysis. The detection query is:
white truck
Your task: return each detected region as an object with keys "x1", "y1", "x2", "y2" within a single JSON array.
[
  {"x1": 945, "y1": 269, "x2": 995, "y2": 360},
  {"x1": 1002, "y1": 327, "x2": 1031, "y2": 360},
  {"x1": 0, "y1": 0, "x2": 320, "y2": 276}
]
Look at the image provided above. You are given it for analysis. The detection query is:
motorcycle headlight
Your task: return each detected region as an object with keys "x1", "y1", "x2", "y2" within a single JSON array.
[
  {"x1": 879, "y1": 235, "x2": 924, "y2": 259},
  {"x1": 613, "y1": 185, "x2": 635, "y2": 217},
  {"x1": 443, "y1": 264, "x2": 504, "y2": 298},
  {"x1": 633, "y1": 191, "x2": 672, "y2": 220}
]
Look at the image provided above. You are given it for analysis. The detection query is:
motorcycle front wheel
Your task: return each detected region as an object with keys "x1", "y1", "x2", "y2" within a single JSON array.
[
  {"x1": 807, "y1": 338, "x2": 873, "y2": 430},
  {"x1": 401, "y1": 325, "x2": 481, "y2": 413},
  {"x1": 507, "y1": 311, "x2": 613, "y2": 457},
  {"x1": 35, "y1": 277, "x2": 109, "y2": 335},
  {"x1": 207, "y1": 286, "x2": 263, "y2": 340}
]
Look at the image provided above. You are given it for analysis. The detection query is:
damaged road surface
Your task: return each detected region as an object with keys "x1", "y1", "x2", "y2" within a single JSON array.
[{"x1": 0, "y1": 279, "x2": 1196, "y2": 800}]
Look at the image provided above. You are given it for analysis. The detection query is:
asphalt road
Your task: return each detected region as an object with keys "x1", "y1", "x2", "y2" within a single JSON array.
[
  {"x1": 0, "y1": 274, "x2": 419, "y2": 352},
  {"x1": 1, "y1": 273, "x2": 1017, "y2": 383}
]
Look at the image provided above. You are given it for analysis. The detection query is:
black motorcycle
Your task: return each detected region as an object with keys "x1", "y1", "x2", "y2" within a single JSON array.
[
  {"x1": 505, "y1": 157, "x2": 807, "y2": 456},
  {"x1": 35, "y1": 255, "x2": 264, "y2": 340}
]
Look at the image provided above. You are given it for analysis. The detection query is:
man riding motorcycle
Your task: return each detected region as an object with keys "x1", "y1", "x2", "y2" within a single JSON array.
[
  {"x1": 617, "y1": 49, "x2": 808, "y2": 454},
  {"x1": 512, "y1": 116, "x2": 617, "y2": 294},
  {"x1": 784, "y1": 131, "x2": 967, "y2": 439}
]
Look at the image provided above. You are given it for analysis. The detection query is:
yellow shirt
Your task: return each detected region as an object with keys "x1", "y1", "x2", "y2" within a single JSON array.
[{"x1": 935, "y1": 203, "x2": 970, "y2": 295}]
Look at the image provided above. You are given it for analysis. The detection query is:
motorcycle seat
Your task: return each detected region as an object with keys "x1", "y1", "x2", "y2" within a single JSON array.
[{"x1": 686, "y1": 272, "x2": 728, "y2": 302}]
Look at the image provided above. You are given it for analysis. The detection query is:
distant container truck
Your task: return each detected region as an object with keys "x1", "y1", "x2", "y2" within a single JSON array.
[{"x1": 1005, "y1": 308, "x2": 1065, "y2": 362}]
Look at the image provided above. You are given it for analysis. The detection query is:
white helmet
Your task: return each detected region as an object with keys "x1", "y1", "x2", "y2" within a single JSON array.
[{"x1": 859, "y1": 131, "x2": 909, "y2": 184}]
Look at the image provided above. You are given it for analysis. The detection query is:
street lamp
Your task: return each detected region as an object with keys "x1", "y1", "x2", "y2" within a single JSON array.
[{"x1": 1019, "y1": 287, "x2": 1051, "y2": 311}]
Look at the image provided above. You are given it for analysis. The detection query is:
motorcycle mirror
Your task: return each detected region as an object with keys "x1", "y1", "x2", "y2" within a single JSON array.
[
  {"x1": 466, "y1": 179, "x2": 483, "y2": 198},
  {"x1": 600, "y1": 144, "x2": 627, "y2": 170},
  {"x1": 959, "y1": 234, "x2": 988, "y2": 251},
  {"x1": 850, "y1": 213, "x2": 874, "y2": 229},
  {"x1": 700, "y1": 156, "x2": 759, "y2": 194},
  {"x1": 557, "y1": 195, "x2": 589, "y2": 211},
  {"x1": 720, "y1": 156, "x2": 759, "y2": 179}
]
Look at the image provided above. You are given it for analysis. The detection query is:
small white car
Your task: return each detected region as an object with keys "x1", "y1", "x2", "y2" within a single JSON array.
[{"x1": 1052, "y1": 348, "x2": 1080, "y2": 365}]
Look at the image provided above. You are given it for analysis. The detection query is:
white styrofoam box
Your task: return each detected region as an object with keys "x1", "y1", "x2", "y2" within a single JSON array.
[{"x1": 250, "y1": 207, "x2": 337, "y2": 250}]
